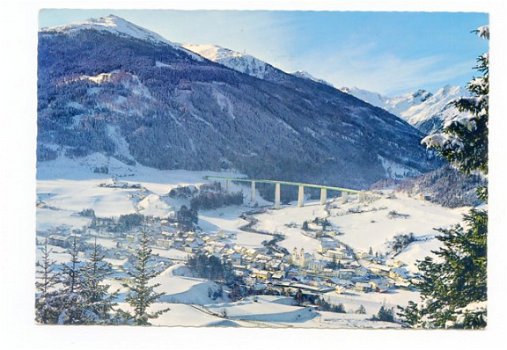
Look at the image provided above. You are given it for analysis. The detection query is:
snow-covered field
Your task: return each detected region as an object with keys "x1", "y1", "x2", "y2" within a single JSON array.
[
  {"x1": 395, "y1": 238, "x2": 443, "y2": 273},
  {"x1": 114, "y1": 265, "x2": 402, "y2": 328},
  {"x1": 119, "y1": 296, "x2": 401, "y2": 328},
  {"x1": 327, "y1": 193, "x2": 467, "y2": 253},
  {"x1": 153, "y1": 265, "x2": 228, "y2": 305},
  {"x1": 199, "y1": 207, "x2": 268, "y2": 249},
  {"x1": 322, "y1": 289, "x2": 419, "y2": 316},
  {"x1": 37, "y1": 153, "x2": 264, "y2": 217},
  {"x1": 37, "y1": 178, "x2": 138, "y2": 217},
  {"x1": 253, "y1": 204, "x2": 328, "y2": 252},
  {"x1": 36, "y1": 207, "x2": 92, "y2": 231}
]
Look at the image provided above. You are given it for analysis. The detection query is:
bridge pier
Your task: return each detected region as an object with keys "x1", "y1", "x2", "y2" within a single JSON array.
[
  {"x1": 274, "y1": 182, "x2": 281, "y2": 209},
  {"x1": 251, "y1": 181, "x2": 256, "y2": 203},
  {"x1": 298, "y1": 185, "x2": 305, "y2": 207},
  {"x1": 320, "y1": 188, "x2": 327, "y2": 205},
  {"x1": 203, "y1": 175, "x2": 361, "y2": 209}
]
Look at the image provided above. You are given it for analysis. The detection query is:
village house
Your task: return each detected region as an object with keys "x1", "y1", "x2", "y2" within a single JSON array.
[
  {"x1": 251, "y1": 269, "x2": 271, "y2": 280},
  {"x1": 161, "y1": 229, "x2": 176, "y2": 238},
  {"x1": 389, "y1": 267, "x2": 410, "y2": 281},
  {"x1": 252, "y1": 282, "x2": 267, "y2": 293},
  {"x1": 369, "y1": 279, "x2": 391, "y2": 293},
  {"x1": 320, "y1": 237, "x2": 339, "y2": 252},
  {"x1": 229, "y1": 252, "x2": 243, "y2": 265},
  {"x1": 367, "y1": 263, "x2": 390, "y2": 274},
  {"x1": 173, "y1": 237, "x2": 184, "y2": 249},
  {"x1": 354, "y1": 282, "x2": 373, "y2": 293},
  {"x1": 325, "y1": 248, "x2": 348, "y2": 260},
  {"x1": 337, "y1": 268, "x2": 355, "y2": 279},
  {"x1": 270, "y1": 272, "x2": 285, "y2": 281},
  {"x1": 47, "y1": 234, "x2": 69, "y2": 248},
  {"x1": 156, "y1": 238, "x2": 173, "y2": 249}
]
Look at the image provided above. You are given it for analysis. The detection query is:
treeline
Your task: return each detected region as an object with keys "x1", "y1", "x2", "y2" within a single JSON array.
[
  {"x1": 176, "y1": 205, "x2": 198, "y2": 230},
  {"x1": 317, "y1": 297, "x2": 346, "y2": 313},
  {"x1": 90, "y1": 213, "x2": 146, "y2": 231},
  {"x1": 190, "y1": 191, "x2": 243, "y2": 211},
  {"x1": 186, "y1": 253, "x2": 235, "y2": 283},
  {"x1": 396, "y1": 165, "x2": 486, "y2": 208},
  {"x1": 389, "y1": 233, "x2": 416, "y2": 255}
]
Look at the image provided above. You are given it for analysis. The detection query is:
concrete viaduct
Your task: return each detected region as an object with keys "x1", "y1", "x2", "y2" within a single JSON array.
[{"x1": 203, "y1": 175, "x2": 361, "y2": 209}]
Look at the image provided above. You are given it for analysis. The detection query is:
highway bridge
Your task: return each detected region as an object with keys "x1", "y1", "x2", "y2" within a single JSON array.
[{"x1": 203, "y1": 175, "x2": 362, "y2": 209}]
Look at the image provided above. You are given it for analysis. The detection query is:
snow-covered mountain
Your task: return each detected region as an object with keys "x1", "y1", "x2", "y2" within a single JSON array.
[
  {"x1": 37, "y1": 15, "x2": 439, "y2": 191},
  {"x1": 182, "y1": 43, "x2": 281, "y2": 80},
  {"x1": 40, "y1": 15, "x2": 204, "y2": 61},
  {"x1": 183, "y1": 44, "x2": 335, "y2": 88},
  {"x1": 398, "y1": 86, "x2": 470, "y2": 133},
  {"x1": 291, "y1": 70, "x2": 333, "y2": 87},
  {"x1": 340, "y1": 86, "x2": 469, "y2": 134},
  {"x1": 184, "y1": 40, "x2": 466, "y2": 136},
  {"x1": 41, "y1": 14, "x2": 171, "y2": 44}
]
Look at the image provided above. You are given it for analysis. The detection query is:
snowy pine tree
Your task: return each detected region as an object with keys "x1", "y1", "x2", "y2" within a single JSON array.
[
  {"x1": 422, "y1": 25, "x2": 489, "y2": 196},
  {"x1": 356, "y1": 305, "x2": 367, "y2": 315},
  {"x1": 35, "y1": 238, "x2": 61, "y2": 324},
  {"x1": 373, "y1": 305, "x2": 395, "y2": 322},
  {"x1": 399, "y1": 26, "x2": 489, "y2": 329},
  {"x1": 57, "y1": 235, "x2": 87, "y2": 324},
  {"x1": 122, "y1": 231, "x2": 169, "y2": 325},
  {"x1": 80, "y1": 237, "x2": 120, "y2": 324}
]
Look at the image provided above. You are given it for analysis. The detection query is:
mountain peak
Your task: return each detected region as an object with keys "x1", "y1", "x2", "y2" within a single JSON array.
[
  {"x1": 292, "y1": 70, "x2": 333, "y2": 87},
  {"x1": 341, "y1": 85, "x2": 467, "y2": 134},
  {"x1": 434, "y1": 84, "x2": 462, "y2": 97},
  {"x1": 182, "y1": 43, "x2": 276, "y2": 79},
  {"x1": 41, "y1": 14, "x2": 173, "y2": 46},
  {"x1": 183, "y1": 44, "x2": 246, "y2": 61},
  {"x1": 40, "y1": 15, "x2": 207, "y2": 62}
]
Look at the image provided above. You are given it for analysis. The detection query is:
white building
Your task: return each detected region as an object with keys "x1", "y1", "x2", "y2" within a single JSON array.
[{"x1": 320, "y1": 237, "x2": 339, "y2": 252}]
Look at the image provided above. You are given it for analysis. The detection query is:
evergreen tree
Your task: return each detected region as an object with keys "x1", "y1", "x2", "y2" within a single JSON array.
[
  {"x1": 399, "y1": 210, "x2": 487, "y2": 328},
  {"x1": 122, "y1": 232, "x2": 169, "y2": 325},
  {"x1": 57, "y1": 235, "x2": 87, "y2": 324},
  {"x1": 334, "y1": 303, "x2": 346, "y2": 313},
  {"x1": 356, "y1": 304, "x2": 367, "y2": 315},
  {"x1": 422, "y1": 25, "x2": 489, "y2": 197},
  {"x1": 63, "y1": 236, "x2": 81, "y2": 294},
  {"x1": 80, "y1": 237, "x2": 120, "y2": 324},
  {"x1": 294, "y1": 288, "x2": 304, "y2": 305},
  {"x1": 400, "y1": 26, "x2": 488, "y2": 329},
  {"x1": 373, "y1": 305, "x2": 395, "y2": 322},
  {"x1": 35, "y1": 238, "x2": 61, "y2": 324}
]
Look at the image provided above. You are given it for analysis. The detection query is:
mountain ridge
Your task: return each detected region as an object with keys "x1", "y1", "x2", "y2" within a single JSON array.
[
  {"x1": 37, "y1": 15, "x2": 439, "y2": 191},
  {"x1": 340, "y1": 85, "x2": 469, "y2": 134},
  {"x1": 181, "y1": 39, "x2": 468, "y2": 135}
]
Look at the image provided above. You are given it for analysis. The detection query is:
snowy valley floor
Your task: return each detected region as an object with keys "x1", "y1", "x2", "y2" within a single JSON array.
[{"x1": 36, "y1": 155, "x2": 469, "y2": 328}]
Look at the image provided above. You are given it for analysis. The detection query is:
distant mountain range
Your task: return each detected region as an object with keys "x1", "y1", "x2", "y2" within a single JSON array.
[
  {"x1": 37, "y1": 15, "x2": 440, "y2": 190},
  {"x1": 340, "y1": 86, "x2": 469, "y2": 134},
  {"x1": 182, "y1": 43, "x2": 468, "y2": 135}
]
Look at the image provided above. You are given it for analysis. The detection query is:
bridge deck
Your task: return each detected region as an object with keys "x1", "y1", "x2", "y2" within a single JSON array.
[{"x1": 203, "y1": 175, "x2": 361, "y2": 194}]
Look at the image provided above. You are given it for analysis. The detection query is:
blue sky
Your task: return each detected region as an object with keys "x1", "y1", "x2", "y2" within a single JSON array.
[{"x1": 39, "y1": 10, "x2": 488, "y2": 95}]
